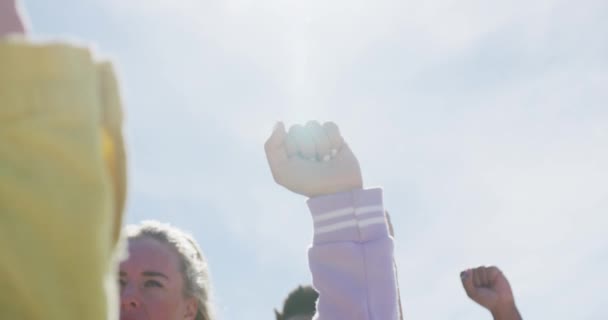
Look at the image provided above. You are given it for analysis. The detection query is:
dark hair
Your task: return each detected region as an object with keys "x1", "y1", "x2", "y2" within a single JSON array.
[{"x1": 275, "y1": 285, "x2": 319, "y2": 320}]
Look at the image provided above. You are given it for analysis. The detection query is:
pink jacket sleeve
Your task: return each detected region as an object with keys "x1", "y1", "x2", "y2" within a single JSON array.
[{"x1": 307, "y1": 188, "x2": 400, "y2": 320}]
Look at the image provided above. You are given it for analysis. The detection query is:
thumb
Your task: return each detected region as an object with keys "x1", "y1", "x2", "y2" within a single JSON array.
[
  {"x1": 265, "y1": 122, "x2": 286, "y2": 150},
  {"x1": 264, "y1": 121, "x2": 288, "y2": 168},
  {"x1": 461, "y1": 269, "x2": 478, "y2": 300}
]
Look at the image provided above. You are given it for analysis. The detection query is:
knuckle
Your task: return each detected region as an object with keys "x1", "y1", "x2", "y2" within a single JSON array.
[
  {"x1": 306, "y1": 120, "x2": 321, "y2": 128},
  {"x1": 323, "y1": 121, "x2": 337, "y2": 129}
]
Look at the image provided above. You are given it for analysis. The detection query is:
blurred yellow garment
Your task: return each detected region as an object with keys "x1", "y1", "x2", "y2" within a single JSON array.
[{"x1": 0, "y1": 38, "x2": 126, "y2": 320}]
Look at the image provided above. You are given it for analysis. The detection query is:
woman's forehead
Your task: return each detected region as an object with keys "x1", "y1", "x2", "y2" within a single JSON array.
[{"x1": 121, "y1": 237, "x2": 181, "y2": 275}]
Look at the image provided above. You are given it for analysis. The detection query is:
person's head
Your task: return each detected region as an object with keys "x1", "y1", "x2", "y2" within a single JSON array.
[
  {"x1": 119, "y1": 221, "x2": 213, "y2": 320},
  {"x1": 274, "y1": 285, "x2": 319, "y2": 320}
]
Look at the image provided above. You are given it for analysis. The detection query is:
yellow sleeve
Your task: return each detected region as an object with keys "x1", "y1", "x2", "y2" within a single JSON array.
[{"x1": 0, "y1": 38, "x2": 126, "y2": 320}]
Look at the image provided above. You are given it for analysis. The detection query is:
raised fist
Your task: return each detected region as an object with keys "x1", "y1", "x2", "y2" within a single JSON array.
[
  {"x1": 264, "y1": 121, "x2": 362, "y2": 198},
  {"x1": 461, "y1": 266, "x2": 522, "y2": 320}
]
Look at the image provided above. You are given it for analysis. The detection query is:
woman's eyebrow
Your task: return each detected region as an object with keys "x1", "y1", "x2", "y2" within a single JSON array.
[{"x1": 142, "y1": 271, "x2": 169, "y2": 280}]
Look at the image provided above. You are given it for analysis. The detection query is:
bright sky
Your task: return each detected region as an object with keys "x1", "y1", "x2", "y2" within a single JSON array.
[{"x1": 24, "y1": 0, "x2": 608, "y2": 318}]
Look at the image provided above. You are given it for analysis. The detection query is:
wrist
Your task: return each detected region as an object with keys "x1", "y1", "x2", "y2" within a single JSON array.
[
  {"x1": 306, "y1": 182, "x2": 363, "y2": 199},
  {"x1": 307, "y1": 188, "x2": 387, "y2": 244},
  {"x1": 329, "y1": 176, "x2": 363, "y2": 196},
  {"x1": 491, "y1": 301, "x2": 521, "y2": 320}
]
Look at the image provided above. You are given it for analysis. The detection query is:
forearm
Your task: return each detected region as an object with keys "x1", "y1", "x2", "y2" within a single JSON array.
[
  {"x1": 0, "y1": 0, "x2": 26, "y2": 37},
  {"x1": 307, "y1": 188, "x2": 400, "y2": 320}
]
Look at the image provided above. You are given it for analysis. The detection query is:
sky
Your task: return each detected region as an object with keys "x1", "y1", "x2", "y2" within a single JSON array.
[{"x1": 22, "y1": 0, "x2": 608, "y2": 318}]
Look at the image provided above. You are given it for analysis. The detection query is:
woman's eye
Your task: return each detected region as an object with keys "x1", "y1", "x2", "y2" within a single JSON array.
[
  {"x1": 144, "y1": 280, "x2": 163, "y2": 288},
  {"x1": 119, "y1": 279, "x2": 126, "y2": 287}
]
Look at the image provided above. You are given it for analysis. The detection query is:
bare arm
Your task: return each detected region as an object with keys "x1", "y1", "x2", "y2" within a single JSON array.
[
  {"x1": 491, "y1": 304, "x2": 523, "y2": 320},
  {"x1": 0, "y1": 0, "x2": 26, "y2": 37}
]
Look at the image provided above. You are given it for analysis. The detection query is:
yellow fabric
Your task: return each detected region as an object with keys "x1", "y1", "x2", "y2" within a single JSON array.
[{"x1": 0, "y1": 39, "x2": 126, "y2": 320}]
